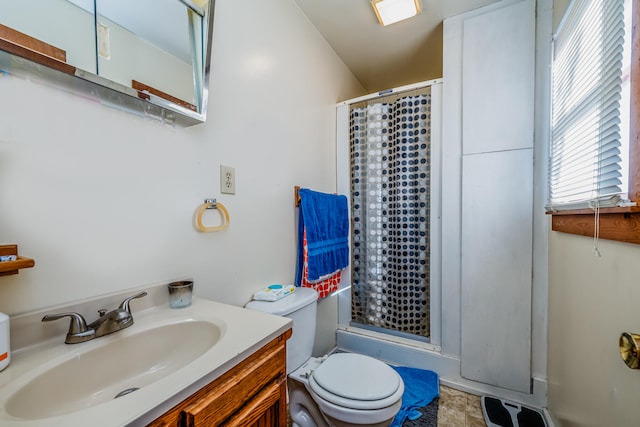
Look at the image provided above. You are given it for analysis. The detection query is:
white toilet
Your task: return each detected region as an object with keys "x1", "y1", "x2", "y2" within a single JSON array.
[{"x1": 245, "y1": 287, "x2": 404, "y2": 427}]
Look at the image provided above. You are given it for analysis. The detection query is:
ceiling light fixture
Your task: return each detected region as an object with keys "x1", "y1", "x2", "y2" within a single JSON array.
[{"x1": 371, "y1": 0, "x2": 422, "y2": 26}]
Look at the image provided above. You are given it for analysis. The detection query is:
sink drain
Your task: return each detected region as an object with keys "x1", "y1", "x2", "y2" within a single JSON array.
[{"x1": 114, "y1": 387, "x2": 139, "y2": 399}]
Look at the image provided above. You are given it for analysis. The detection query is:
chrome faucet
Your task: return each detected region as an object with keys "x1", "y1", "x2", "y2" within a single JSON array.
[{"x1": 42, "y1": 291, "x2": 147, "y2": 344}]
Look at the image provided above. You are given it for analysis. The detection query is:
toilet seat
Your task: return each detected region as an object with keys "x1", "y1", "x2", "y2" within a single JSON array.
[{"x1": 308, "y1": 353, "x2": 403, "y2": 410}]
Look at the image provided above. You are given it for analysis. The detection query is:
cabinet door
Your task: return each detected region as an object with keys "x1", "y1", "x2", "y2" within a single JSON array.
[
  {"x1": 147, "y1": 331, "x2": 290, "y2": 427},
  {"x1": 461, "y1": 148, "x2": 533, "y2": 393},
  {"x1": 221, "y1": 380, "x2": 283, "y2": 427},
  {"x1": 454, "y1": 0, "x2": 536, "y2": 394},
  {"x1": 181, "y1": 344, "x2": 286, "y2": 426},
  {"x1": 461, "y1": 0, "x2": 535, "y2": 155}
]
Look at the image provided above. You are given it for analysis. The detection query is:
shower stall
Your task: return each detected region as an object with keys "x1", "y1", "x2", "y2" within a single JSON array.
[
  {"x1": 336, "y1": 79, "x2": 442, "y2": 349},
  {"x1": 348, "y1": 87, "x2": 434, "y2": 342}
]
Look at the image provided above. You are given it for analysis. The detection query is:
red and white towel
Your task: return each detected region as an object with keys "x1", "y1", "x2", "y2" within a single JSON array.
[{"x1": 300, "y1": 230, "x2": 341, "y2": 299}]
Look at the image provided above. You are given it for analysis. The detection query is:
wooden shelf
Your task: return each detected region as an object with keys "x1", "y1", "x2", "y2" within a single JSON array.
[
  {"x1": 0, "y1": 256, "x2": 35, "y2": 276},
  {"x1": 0, "y1": 245, "x2": 35, "y2": 276}
]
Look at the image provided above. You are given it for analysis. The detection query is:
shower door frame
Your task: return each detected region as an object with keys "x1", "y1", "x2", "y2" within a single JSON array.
[{"x1": 335, "y1": 79, "x2": 443, "y2": 351}]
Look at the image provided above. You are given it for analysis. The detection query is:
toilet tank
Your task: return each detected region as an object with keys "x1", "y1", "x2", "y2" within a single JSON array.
[{"x1": 245, "y1": 287, "x2": 318, "y2": 373}]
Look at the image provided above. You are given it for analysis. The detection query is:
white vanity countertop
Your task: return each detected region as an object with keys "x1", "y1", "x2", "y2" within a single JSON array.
[{"x1": 0, "y1": 291, "x2": 291, "y2": 427}]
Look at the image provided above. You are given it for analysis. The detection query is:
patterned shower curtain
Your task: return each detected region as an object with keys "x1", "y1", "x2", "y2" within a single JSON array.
[{"x1": 349, "y1": 94, "x2": 431, "y2": 338}]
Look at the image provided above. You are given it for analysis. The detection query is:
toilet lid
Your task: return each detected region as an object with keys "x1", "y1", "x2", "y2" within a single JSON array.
[{"x1": 310, "y1": 353, "x2": 401, "y2": 403}]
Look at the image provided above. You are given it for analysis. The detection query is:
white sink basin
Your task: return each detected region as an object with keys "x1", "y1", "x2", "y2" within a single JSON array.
[
  {"x1": 0, "y1": 288, "x2": 291, "y2": 427},
  {"x1": 5, "y1": 320, "x2": 222, "y2": 420}
]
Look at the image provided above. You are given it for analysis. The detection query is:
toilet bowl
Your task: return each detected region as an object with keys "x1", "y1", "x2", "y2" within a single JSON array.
[
  {"x1": 288, "y1": 353, "x2": 404, "y2": 427},
  {"x1": 245, "y1": 287, "x2": 404, "y2": 427}
]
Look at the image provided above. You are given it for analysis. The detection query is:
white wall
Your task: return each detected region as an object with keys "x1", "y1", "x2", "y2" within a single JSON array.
[
  {"x1": 547, "y1": 232, "x2": 640, "y2": 426},
  {"x1": 0, "y1": 0, "x2": 364, "y2": 357},
  {"x1": 545, "y1": 1, "x2": 640, "y2": 424}
]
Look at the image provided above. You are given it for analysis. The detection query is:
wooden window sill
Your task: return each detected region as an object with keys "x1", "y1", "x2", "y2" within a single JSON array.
[{"x1": 548, "y1": 206, "x2": 640, "y2": 244}]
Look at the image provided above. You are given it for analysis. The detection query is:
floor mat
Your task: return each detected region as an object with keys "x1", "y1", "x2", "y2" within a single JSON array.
[
  {"x1": 390, "y1": 366, "x2": 439, "y2": 427},
  {"x1": 481, "y1": 396, "x2": 547, "y2": 427},
  {"x1": 402, "y1": 398, "x2": 438, "y2": 427}
]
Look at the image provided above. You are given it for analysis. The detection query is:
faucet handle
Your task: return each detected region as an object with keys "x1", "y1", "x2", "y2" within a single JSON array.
[
  {"x1": 42, "y1": 312, "x2": 95, "y2": 344},
  {"x1": 42, "y1": 312, "x2": 89, "y2": 334},
  {"x1": 118, "y1": 291, "x2": 148, "y2": 314}
]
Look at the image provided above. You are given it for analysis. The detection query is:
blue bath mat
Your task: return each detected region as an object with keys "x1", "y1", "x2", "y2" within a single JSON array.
[
  {"x1": 389, "y1": 366, "x2": 439, "y2": 427},
  {"x1": 401, "y1": 399, "x2": 438, "y2": 427}
]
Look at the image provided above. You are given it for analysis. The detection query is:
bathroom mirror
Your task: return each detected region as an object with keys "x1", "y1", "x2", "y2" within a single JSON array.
[{"x1": 0, "y1": 0, "x2": 214, "y2": 126}]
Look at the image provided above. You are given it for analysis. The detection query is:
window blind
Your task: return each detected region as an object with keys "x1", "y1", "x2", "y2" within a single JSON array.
[{"x1": 548, "y1": 0, "x2": 626, "y2": 210}]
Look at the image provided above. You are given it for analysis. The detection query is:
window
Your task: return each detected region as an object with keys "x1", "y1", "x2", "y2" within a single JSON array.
[
  {"x1": 547, "y1": 0, "x2": 640, "y2": 243},
  {"x1": 549, "y1": 0, "x2": 630, "y2": 210}
]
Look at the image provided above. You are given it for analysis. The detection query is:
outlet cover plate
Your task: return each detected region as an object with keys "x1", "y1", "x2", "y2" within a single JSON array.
[{"x1": 220, "y1": 165, "x2": 235, "y2": 194}]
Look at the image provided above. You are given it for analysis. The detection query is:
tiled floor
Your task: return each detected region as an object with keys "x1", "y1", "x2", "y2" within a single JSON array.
[
  {"x1": 438, "y1": 385, "x2": 488, "y2": 427},
  {"x1": 287, "y1": 384, "x2": 487, "y2": 426}
]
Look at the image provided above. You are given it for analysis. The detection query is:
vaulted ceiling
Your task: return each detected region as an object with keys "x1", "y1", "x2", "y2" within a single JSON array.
[{"x1": 294, "y1": 0, "x2": 500, "y2": 93}]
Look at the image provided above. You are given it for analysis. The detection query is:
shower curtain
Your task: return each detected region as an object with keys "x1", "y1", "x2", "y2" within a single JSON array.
[{"x1": 349, "y1": 93, "x2": 431, "y2": 338}]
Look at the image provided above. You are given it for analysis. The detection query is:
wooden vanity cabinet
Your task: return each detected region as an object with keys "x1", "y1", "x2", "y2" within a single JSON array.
[{"x1": 147, "y1": 329, "x2": 292, "y2": 427}]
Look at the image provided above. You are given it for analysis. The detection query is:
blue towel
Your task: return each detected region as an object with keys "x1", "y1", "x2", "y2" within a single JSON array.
[
  {"x1": 389, "y1": 366, "x2": 440, "y2": 427},
  {"x1": 295, "y1": 188, "x2": 349, "y2": 284}
]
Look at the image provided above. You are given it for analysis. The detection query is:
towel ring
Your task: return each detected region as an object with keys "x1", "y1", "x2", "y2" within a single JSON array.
[{"x1": 196, "y1": 199, "x2": 230, "y2": 232}]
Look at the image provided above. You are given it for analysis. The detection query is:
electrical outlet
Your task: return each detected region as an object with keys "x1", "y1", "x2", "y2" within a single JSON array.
[{"x1": 220, "y1": 165, "x2": 235, "y2": 194}]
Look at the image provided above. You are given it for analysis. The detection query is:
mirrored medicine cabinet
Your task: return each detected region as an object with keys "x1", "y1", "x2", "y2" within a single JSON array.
[{"x1": 0, "y1": 0, "x2": 214, "y2": 126}]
